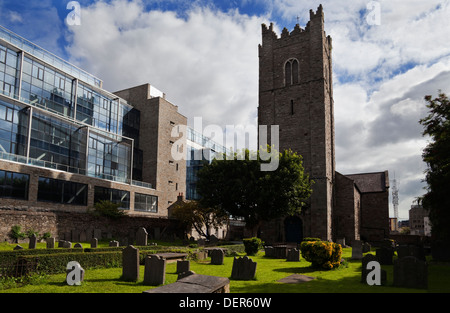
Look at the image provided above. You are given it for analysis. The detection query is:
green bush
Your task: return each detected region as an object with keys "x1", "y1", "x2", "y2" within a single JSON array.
[
  {"x1": 243, "y1": 237, "x2": 263, "y2": 256},
  {"x1": 302, "y1": 237, "x2": 321, "y2": 242},
  {"x1": 8, "y1": 225, "x2": 25, "y2": 243},
  {"x1": 300, "y1": 240, "x2": 342, "y2": 270}
]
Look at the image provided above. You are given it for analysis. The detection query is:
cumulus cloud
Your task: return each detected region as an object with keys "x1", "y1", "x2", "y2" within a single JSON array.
[{"x1": 66, "y1": 0, "x2": 266, "y2": 132}]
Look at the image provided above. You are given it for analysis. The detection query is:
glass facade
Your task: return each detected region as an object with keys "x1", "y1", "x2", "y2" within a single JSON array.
[
  {"x1": 94, "y1": 186, "x2": 130, "y2": 209},
  {"x1": 37, "y1": 177, "x2": 87, "y2": 206},
  {"x1": 134, "y1": 193, "x2": 158, "y2": 213},
  {"x1": 0, "y1": 169, "x2": 29, "y2": 200},
  {"x1": 0, "y1": 26, "x2": 157, "y2": 212},
  {"x1": 0, "y1": 27, "x2": 145, "y2": 187},
  {"x1": 186, "y1": 127, "x2": 229, "y2": 200}
]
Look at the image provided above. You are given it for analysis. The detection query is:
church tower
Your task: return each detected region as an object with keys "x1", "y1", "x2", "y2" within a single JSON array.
[{"x1": 258, "y1": 5, "x2": 335, "y2": 241}]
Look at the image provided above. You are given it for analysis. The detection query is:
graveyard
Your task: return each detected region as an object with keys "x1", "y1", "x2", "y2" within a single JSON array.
[{"x1": 1, "y1": 237, "x2": 450, "y2": 294}]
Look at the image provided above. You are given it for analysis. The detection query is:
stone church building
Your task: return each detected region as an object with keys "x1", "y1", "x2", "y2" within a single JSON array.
[{"x1": 257, "y1": 5, "x2": 389, "y2": 245}]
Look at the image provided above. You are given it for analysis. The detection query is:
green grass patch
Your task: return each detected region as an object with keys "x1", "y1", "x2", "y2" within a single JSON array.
[{"x1": 1, "y1": 247, "x2": 449, "y2": 293}]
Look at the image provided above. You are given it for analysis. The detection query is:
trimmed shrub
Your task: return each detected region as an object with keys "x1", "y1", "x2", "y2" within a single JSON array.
[
  {"x1": 243, "y1": 237, "x2": 263, "y2": 256},
  {"x1": 300, "y1": 240, "x2": 342, "y2": 270}
]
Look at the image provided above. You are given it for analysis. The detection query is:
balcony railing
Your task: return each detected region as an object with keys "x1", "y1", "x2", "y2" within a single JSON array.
[{"x1": 0, "y1": 151, "x2": 153, "y2": 190}]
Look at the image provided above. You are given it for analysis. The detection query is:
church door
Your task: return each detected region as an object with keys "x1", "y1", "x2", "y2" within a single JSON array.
[{"x1": 284, "y1": 216, "x2": 303, "y2": 243}]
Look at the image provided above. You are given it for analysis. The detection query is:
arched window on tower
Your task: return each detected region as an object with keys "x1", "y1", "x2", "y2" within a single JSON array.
[{"x1": 284, "y1": 59, "x2": 299, "y2": 86}]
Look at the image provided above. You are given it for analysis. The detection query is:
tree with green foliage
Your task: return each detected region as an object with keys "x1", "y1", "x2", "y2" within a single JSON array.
[
  {"x1": 419, "y1": 91, "x2": 450, "y2": 241},
  {"x1": 171, "y1": 200, "x2": 229, "y2": 240},
  {"x1": 90, "y1": 200, "x2": 127, "y2": 220},
  {"x1": 196, "y1": 147, "x2": 313, "y2": 235}
]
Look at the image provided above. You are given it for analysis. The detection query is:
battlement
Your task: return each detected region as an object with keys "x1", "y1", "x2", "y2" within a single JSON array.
[{"x1": 261, "y1": 4, "x2": 326, "y2": 42}]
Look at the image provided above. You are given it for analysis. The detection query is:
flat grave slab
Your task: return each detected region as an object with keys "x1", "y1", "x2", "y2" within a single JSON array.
[
  {"x1": 143, "y1": 274, "x2": 230, "y2": 293},
  {"x1": 277, "y1": 274, "x2": 316, "y2": 284}
]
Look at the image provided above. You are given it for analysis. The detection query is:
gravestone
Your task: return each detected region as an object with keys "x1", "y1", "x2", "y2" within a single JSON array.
[
  {"x1": 29, "y1": 234, "x2": 37, "y2": 249},
  {"x1": 176, "y1": 260, "x2": 190, "y2": 274},
  {"x1": 46, "y1": 237, "x2": 55, "y2": 249},
  {"x1": 63, "y1": 241, "x2": 72, "y2": 248},
  {"x1": 210, "y1": 249, "x2": 225, "y2": 265},
  {"x1": 136, "y1": 227, "x2": 148, "y2": 246},
  {"x1": 362, "y1": 242, "x2": 371, "y2": 253},
  {"x1": 13, "y1": 245, "x2": 24, "y2": 250},
  {"x1": 376, "y1": 247, "x2": 394, "y2": 265},
  {"x1": 74, "y1": 243, "x2": 83, "y2": 249},
  {"x1": 274, "y1": 245, "x2": 288, "y2": 259},
  {"x1": 58, "y1": 240, "x2": 65, "y2": 248},
  {"x1": 393, "y1": 256, "x2": 428, "y2": 289},
  {"x1": 351, "y1": 240, "x2": 363, "y2": 260},
  {"x1": 209, "y1": 235, "x2": 219, "y2": 246},
  {"x1": 144, "y1": 255, "x2": 166, "y2": 286},
  {"x1": 231, "y1": 256, "x2": 257, "y2": 280},
  {"x1": 195, "y1": 251, "x2": 208, "y2": 260},
  {"x1": 143, "y1": 274, "x2": 230, "y2": 293},
  {"x1": 286, "y1": 248, "x2": 300, "y2": 262},
  {"x1": 122, "y1": 245, "x2": 140, "y2": 281},
  {"x1": 397, "y1": 245, "x2": 426, "y2": 261},
  {"x1": 91, "y1": 238, "x2": 98, "y2": 248},
  {"x1": 109, "y1": 240, "x2": 119, "y2": 247},
  {"x1": 361, "y1": 254, "x2": 386, "y2": 285},
  {"x1": 264, "y1": 246, "x2": 275, "y2": 258}
]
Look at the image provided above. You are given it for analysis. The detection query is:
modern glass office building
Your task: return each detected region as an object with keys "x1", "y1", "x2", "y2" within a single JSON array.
[
  {"x1": 0, "y1": 25, "x2": 159, "y2": 213},
  {"x1": 185, "y1": 127, "x2": 229, "y2": 200}
]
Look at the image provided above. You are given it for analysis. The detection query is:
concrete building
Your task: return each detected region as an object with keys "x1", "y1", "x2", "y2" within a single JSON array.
[{"x1": 409, "y1": 204, "x2": 430, "y2": 236}]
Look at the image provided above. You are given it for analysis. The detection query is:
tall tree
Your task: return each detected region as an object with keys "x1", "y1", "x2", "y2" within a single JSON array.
[
  {"x1": 196, "y1": 147, "x2": 313, "y2": 235},
  {"x1": 171, "y1": 200, "x2": 229, "y2": 240},
  {"x1": 419, "y1": 91, "x2": 450, "y2": 241}
]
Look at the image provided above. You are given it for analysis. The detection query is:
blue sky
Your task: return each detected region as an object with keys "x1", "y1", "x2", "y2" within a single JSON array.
[{"x1": 2, "y1": 0, "x2": 450, "y2": 222}]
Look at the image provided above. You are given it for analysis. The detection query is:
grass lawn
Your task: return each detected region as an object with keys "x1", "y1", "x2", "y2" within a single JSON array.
[{"x1": 1, "y1": 246, "x2": 449, "y2": 293}]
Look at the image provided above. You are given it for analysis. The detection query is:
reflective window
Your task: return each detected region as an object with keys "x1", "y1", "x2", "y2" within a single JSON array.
[
  {"x1": 21, "y1": 56, "x2": 74, "y2": 118},
  {"x1": 0, "y1": 43, "x2": 19, "y2": 98},
  {"x1": 134, "y1": 193, "x2": 158, "y2": 213},
  {"x1": 0, "y1": 99, "x2": 29, "y2": 157},
  {"x1": 94, "y1": 186, "x2": 130, "y2": 209},
  {"x1": 0, "y1": 170, "x2": 29, "y2": 200},
  {"x1": 30, "y1": 110, "x2": 87, "y2": 173},
  {"x1": 37, "y1": 177, "x2": 87, "y2": 206}
]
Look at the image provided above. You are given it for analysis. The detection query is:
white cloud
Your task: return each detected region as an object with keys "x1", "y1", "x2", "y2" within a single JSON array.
[{"x1": 66, "y1": 0, "x2": 265, "y2": 132}]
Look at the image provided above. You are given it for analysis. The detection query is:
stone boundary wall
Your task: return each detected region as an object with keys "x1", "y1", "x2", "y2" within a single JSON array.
[{"x1": 0, "y1": 208, "x2": 181, "y2": 243}]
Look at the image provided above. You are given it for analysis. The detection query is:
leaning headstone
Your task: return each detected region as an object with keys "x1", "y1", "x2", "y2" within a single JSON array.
[
  {"x1": 46, "y1": 237, "x2": 56, "y2": 249},
  {"x1": 393, "y1": 256, "x2": 428, "y2": 289},
  {"x1": 13, "y1": 245, "x2": 24, "y2": 250},
  {"x1": 176, "y1": 260, "x2": 190, "y2": 274},
  {"x1": 122, "y1": 245, "x2": 140, "y2": 281},
  {"x1": 144, "y1": 255, "x2": 166, "y2": 286},
  {"x1": 351, "y1": 240, "x2": 363, "y2": 260},
  {"x1": 361, "y1": 254, "x2": 386, "y2": 285},
  {"x1": 91, "y1": 238, "x2": 98, "y2": 248},
  {"x1": 136, "y1": 227, "x2": 148, "y2": 246},
  {"x1": 210, "y1": 249, "x2": 224, "y2": 265},
  {"x1": 376, "y1": 247, "x2": 394, "y2": 265},
  {"x1": 28, "y1": 234, "x2": 37, "y2": 249},
  {"x1": 109, "y1": 240, "x2": 119, "y2": 247},
  {"x1": 231, "y1": 256, "x2": 257, "y2": 280},
  {"x1": 286, "y1": 248, "x2": 300, "y2": 262}
]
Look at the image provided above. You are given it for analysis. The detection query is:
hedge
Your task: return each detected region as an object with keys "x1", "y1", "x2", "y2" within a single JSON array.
[
  {"x1": 300, "y1": 240, "x2": 342, "y2": 269},
  {"x1": 243, "y1": 238, "x2": 264, "y2": 256}
]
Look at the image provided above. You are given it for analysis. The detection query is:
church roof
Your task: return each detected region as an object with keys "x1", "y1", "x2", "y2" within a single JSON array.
[{"x1": 344, "y1": 171, "x2": 389, "y2": 193}]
